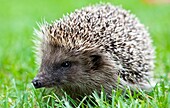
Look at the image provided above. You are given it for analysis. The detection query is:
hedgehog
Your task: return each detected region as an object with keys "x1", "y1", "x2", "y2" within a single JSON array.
[{"x1": 32, "y1": 3, "x2": 155, "y2": 98}]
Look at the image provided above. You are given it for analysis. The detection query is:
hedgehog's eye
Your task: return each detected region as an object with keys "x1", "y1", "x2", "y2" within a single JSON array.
[{"x1": 61, "y1": 61, "x2": 71, "y2": 68}]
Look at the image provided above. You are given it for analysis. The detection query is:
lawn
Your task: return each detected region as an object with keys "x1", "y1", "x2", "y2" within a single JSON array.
[{"x1": 0, "y1": 0, "x2": 170, "y2": 107}]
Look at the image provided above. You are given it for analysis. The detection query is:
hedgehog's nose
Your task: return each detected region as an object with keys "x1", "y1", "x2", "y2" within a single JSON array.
[{"x1": 32, "y1": 77, "x2": 43, "y2": 88}]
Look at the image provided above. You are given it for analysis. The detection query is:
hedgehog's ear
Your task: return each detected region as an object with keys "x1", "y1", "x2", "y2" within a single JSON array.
[{"x1": 90, "y1": 55, "x2": 102, "y2": 70}]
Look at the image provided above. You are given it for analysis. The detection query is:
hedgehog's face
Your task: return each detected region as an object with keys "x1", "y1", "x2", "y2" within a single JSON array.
[{"x1": 32, "y1": 44, "x2": 103, "y2": 90}]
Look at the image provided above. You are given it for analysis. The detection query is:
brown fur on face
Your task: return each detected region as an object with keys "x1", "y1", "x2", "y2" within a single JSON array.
[{"x1": 33, "y1": 43, "x2": 121, "y2": 98}]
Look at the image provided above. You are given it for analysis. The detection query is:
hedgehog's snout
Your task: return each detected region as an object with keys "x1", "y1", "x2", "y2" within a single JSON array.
[{"x1": 32, "y1": 77, "x2": 43, "y2": 88}]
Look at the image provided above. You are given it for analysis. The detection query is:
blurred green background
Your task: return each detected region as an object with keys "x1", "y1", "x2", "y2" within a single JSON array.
[{"x1": 0, "y1": 0, "x2": 170, "y2": 107}]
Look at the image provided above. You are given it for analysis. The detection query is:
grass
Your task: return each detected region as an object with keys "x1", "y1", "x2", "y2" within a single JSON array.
[{"x1": 0, "y1": 0, "x2": 170, "y2": 107}]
